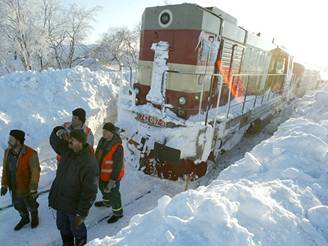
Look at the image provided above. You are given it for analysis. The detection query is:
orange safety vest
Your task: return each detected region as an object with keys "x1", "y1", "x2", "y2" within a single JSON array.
[
  {"x1": 56, "y1": 122, "x2": 93, "y2": 161},
  {"x1": 100, "y1": 143, "x2": 124, "y2": 182},
  {"x1": 4, "y1": 146, "x2": 34, "y2": 195}
]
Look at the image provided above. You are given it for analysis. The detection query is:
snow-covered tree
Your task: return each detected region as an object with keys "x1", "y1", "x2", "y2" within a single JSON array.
[
  {"x1": 0, "y1": 0, "x2": 99, "y2": 71},
  {"x1": 0, "y1": 0, "x2": 38, "y2": 70},
  {"x1": 60, "y1": 4, "x2": 99, "y2": 68},
  {"x1": 92, "y1": 25, "x2": 140, "y2": 70}
]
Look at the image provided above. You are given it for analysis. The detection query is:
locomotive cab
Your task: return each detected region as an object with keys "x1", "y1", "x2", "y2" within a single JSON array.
[
  {"x1": 267, "y1": 47, "x2": 292, "y2": 93},
  {"x1": 134, "y1": 3, "x2": 227, "y2": 119}
]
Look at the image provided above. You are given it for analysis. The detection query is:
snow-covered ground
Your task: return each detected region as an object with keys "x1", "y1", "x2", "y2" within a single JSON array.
[
  {"x1": 0, "y1": 66, "x2": 327, "y2": 246},
  {"x1": 88, "y1": 86, "x2": 328, "y2": 245},
  {"x1": 0, "y1": 67, "x2": 184, "y2": 246}
]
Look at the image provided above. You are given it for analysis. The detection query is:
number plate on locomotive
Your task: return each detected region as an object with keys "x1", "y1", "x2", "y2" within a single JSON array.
[{"x1": 136, "y1": 113, "x2": 167, "y2": 127}]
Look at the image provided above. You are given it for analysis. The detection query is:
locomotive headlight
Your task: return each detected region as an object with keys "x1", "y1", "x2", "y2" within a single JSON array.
[
  {"x1": 177, "y1": 108, "x2": 186, "y2": 118},
  {"x1": 178, "y1": 96, "x2": 186, "y2": 105},
  {"x1": 158, "y1": 9, "x2": 173, "y2": 28},
  {"x1": 160, "y1": 13, "x2": 170, "y2": 25},
  {"x1": 134, "y1": 87, "x2": 140, "y2": 95}
]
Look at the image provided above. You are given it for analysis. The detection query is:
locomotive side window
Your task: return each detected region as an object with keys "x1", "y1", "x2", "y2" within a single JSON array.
[
  {"x1": 275, "y1": 58, "x2": 286, "y2": 74},
  {"x1": 270, "y1": 56, "x2": 286, "y2": 74}
]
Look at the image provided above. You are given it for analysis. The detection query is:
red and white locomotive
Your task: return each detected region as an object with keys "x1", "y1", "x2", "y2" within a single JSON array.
[{"x1": 117, "y1": 3, "x2": 321, "y2": 181}]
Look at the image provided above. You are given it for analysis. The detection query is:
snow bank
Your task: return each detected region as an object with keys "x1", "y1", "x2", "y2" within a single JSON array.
[
  {"x1": 89, "y1": 84, "x2": 328, "y2": 245},
  {"x1": 0, "y1": 66, "x2": 122, "y2": 154},
  {"x1": 0, "y1": 66, "x2": 123, "y2": 203}
]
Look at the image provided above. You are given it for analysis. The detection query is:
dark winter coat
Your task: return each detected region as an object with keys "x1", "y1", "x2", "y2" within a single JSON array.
[{"x1": 48, "y1": 126, "x2": 98, "y2": 217}]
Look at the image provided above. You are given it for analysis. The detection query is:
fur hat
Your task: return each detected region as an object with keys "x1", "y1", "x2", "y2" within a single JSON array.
[
  {"x1": 72, "y1": 108, "x2": 86, "y2": 124},
  {"x1": 9, "y1": 129, "x2": 25, "y2": 144},
  {"x1": 103, "y1": 122, "x2": 117, "y2": 133}
]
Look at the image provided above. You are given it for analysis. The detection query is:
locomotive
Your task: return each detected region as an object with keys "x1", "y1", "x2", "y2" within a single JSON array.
[{"x1": 117, "y1": 3, "x2": 321, "y2": 181}]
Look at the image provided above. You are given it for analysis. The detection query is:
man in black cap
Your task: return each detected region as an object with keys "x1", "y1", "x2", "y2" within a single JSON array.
[
  {"x1": 60, "y1": 107, "x2": 94, "y2": 151},
  {"x1": 56, "y1": 107, "x2": 94, "y2": 164},
  {"x1": 1, "y1": 129, "x2": 41, "y2": 230},
  {"x1": 49, "y1": 126, "x2": 98, "y2": 245},
  {"x1": 94, "y1": 122, "x2": 124, "y2": 224}
]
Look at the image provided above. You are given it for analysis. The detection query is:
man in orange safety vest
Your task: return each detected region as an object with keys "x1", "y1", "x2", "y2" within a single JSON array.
[{"x1": 94, "y1": 122, "x2": 124, "y2": 224}]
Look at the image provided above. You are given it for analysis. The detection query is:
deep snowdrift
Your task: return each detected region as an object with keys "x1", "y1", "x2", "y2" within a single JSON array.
[
  {"x1": 89, "y1": 86, "x2": 328, "y2": 245},
  {"x1": 0, "y1": 66, "x2": 123, "y2": 152},
  {"x1": 0, "y1": 66, "x2": 122, "y2": 206}
]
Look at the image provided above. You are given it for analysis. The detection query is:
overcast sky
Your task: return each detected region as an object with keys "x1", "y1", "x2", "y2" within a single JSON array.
[{"x1": 65, "y1": 0, "x2": 327, "y2": 68}]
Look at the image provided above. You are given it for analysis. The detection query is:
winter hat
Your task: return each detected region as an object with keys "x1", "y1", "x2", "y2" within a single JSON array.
[
  {"x1": 103, "y1": 122, "x2": 117, "y2": 133},
  {"x1": 69, "y1": 129, "x2": 87, "y2": 144},
  {"x1": 72, "y1": 108, "x2": 86, "y2": 124},
  {"x1": 9, "y1": 129, "x2": 25, "y2": 144}
]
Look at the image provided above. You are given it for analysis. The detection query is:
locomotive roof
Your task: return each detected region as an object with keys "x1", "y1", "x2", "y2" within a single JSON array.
[
  {"x1": 203, "y1": 6, "x2": 237, "y2": 25},
  {"x1": 143, "y1": 3, "x2": 278, "y2": 51}
]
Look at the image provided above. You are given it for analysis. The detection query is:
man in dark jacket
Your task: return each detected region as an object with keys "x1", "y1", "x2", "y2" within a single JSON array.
[
  {"x1": 49, "y1": 126, "x2": 98, "y2": 245},
  {"x1": 94, "y1": 122, "x2": 124, "y2": 224},
  {"x1": 1, "y1": 129, "x2": 40, "y2": 230},
  {"x1": 56, "y1": 108, "x2": 94, "y2": 162},
  {"x1": 63, "y1": 108, "x2": 94, "y2": 147}
]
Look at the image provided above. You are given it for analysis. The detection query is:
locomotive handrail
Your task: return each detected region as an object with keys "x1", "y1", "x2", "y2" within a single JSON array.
[
  {"x1": 226, "y1": 73, "x2": 288, "y2": 117},
  {"x1": 230, "y1": 73, "x2": 288, "y2": 76},
  {"x1": 160, "y1": 70, "x2": 290, "y2": 122},
  {"x1": 161, "y1": 70, "x2": 224, "y2": 118},
  {"x1": 162, "y1": 70, "x2": 223, "y2": 76}
]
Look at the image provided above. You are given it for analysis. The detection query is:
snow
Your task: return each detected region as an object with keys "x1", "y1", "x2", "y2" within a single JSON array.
[
  {"x1": 0, "y1": 66, "x2": 184, "y2": 246},
  {"x1": 146, "y1": 41, "x2": 169, "y2": 105},
  {"x1": 0, "y1": 66, "x2": 121, "y2": 150},
  {"x1": 117, "y1": 97, "x2": 207, "y2": 160},
  {"x1": 118, "y1": 80, "x2": 285, "y2": 162},
  {"x1": 89, "y1": 82, "x2": 328, "y2": 246},
  {"x1": 117, "y1": 88, "x2": 283, "y2": 164},
  {"x1": 197, "y1": 31, "x2": 221, "y2": 68},
  {"x1": 307, "y1": 205, "x2": 328, "y2": 241},
  {"x1": 1, "y1": 64, "x2": 328, "y2": 246}
]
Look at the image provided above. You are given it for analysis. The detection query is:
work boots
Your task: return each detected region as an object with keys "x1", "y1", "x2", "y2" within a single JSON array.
[
  {"x1": 94, "y1": 200, "x2": 110, "y2": 207},
  {"x1": 107, "y1": 214, "x2": 123, "y2": 224},
  {"x1": 60, "y1": 232, "x2": 74, "y2": 246},
  {"x1": 31, "y1": 210, "x2": 39, "y2": 228},
  {"x1": 14, "y1": 214, "x2": 30, "y2": 231}
]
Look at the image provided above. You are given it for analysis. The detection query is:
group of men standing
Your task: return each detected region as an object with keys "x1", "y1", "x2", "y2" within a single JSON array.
[{"x1": 1, "y1": 108, "x2": 125, "y2": 245}]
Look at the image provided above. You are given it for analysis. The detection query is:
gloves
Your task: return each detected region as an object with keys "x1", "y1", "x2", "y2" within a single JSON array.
[
  {"x1": 1, "y1": 187, "x2": 7, "y2": 196},
  {"x1": 74, "y1": 214, "x2": 85, "y2": 229},
  {"x1": 103, "y1": 180, "x2": 116, "y2": 193},
  {"x1": 30, "y1": 190, "x2": 38, "y2": 200},
  {"x1": 56, "y1": 128, "x2": 69, "y2": 140}
]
